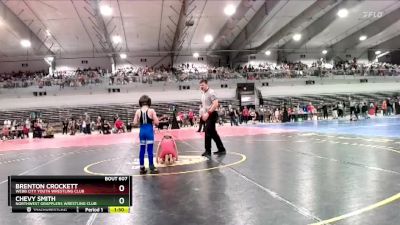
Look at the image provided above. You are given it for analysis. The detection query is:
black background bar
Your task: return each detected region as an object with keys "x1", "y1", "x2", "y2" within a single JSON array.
[
  {"x1": 12, "y1": 207, "x2": 109, "y2": 213},
  {"x1": 8, "y1": 176, "x2": 10, "y2": 206},
  {"x1": 10, "y1": 175, "x2": 130, "y2": 183}
]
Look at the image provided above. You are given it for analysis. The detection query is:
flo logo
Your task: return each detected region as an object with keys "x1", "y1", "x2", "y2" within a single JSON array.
[{"x1": 363, "y1": 11, "x2": 383, "y2": 18}]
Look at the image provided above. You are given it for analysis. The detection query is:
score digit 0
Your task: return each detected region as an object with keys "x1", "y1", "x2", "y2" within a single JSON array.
[
  {"x1": 119, "y1": 185, "x2": 125, "y2": 192},
  {"x1": 119, "y1": 197, "x2": 125, "y2": 205}
]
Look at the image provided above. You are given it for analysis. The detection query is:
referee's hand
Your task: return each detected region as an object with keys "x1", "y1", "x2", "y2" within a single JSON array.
[{"x1": 201, "y1": 113, "x2": 209, "y2": 121}]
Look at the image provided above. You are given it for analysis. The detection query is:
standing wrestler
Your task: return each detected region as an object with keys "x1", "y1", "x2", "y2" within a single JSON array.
[
  {"x1": 199, "y1": 79, "x2": 226, "y2": 158},
  {"x1": 133, "y1": 95, "x2": 159, "y2": 174}
]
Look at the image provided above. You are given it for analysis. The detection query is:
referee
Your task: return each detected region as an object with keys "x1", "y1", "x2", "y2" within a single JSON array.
[{"x1": 199, "y1": 79, "x2": 226, "y2": 157}]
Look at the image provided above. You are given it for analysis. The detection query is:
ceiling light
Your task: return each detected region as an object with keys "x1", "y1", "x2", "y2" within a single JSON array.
[
  {"x1": 46, "y1": 30, "x2": 51, "y2": 36},
  {"x1": 112, "y1": 35, "x2": 122, "y2": 44},
  {"x1": 20, "y1": 39, "x2": 31, "y2": 48},
  {"x1": 375, "y1": 50, "x2": 381, "y2": 55},
  {"x1": 265, "y1": 50, "x2": 271, "y2": 56},
  {"x1": 46, "y1": 56, "x2": 54, "y2": 62},
  {"x1": 193, "y1": 52, "x2": 199, "y2": 58},
  {"x1": 359, "y1": 35, "x2": 367, "y2": 41},
  {"x1": 322, "y1": 50, "x2": 328, "y2": 54},
  {"x1": 376, "y1": 51, "x2": 390, "y2": 59},
  {"x1": 204, "y1": 34, "x2": 213, "y2": 43},
  {"x1": 337, "y1": 8, "x2": 349, "y2": 18},
  {"x1": 120, "y1": 53, "x2": 127, "y2": 59},
  {"x1": 44, "y1": 56, "x2": 54, "y2": 65},
  {"x1": 292, "y1": 33, "x2": 302, "y2": 41},
  {"x1": 100, "y1": 5, "x2": 112, "y2": 16},
  {"x1": 224, "y1": 4, "x2": 236, "y2": 16}
]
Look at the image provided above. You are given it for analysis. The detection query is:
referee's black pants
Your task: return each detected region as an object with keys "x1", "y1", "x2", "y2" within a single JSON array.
[
  {"x1": 205, "y1": 111, "x2": 225, "y2": 153},
  {"x1": 197, "y1": 119, "x2": 205, "y2": 132}
]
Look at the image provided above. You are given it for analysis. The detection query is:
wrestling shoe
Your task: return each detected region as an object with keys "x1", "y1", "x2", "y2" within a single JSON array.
[
  {"x1": 149, "y1": 166, "x2": 159, "y2": 174},
  {"x1": 139, "y1": 166, "x2": 147, "y2": 175}
]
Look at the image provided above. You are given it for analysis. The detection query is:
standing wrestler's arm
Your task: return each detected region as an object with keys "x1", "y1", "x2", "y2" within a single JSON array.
[
  {"x1": 133, "y1": 110, "x2": 140, "y2": 126},
  {"x1": 156, "y1": 141, "x2": 161, "y2": 163},
  {"x1": 150, "y1": 109, "x2": 160, "y2": 126},
  {"x1": 173, "y1": 138, "x2": 178, "y2": 160}
]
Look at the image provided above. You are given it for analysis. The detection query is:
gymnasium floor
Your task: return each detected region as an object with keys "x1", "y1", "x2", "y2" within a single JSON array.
[{"x1": 1, "y1": 118, "x2": 400, "y2": 225}]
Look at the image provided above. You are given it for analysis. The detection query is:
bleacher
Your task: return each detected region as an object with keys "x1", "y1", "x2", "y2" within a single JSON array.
[
  {"x1": 262, "y1": 91, "x2": 400, "y2": 114},
  {"x1": 0, "y1": 99, "x2": 240, "y2": 131}
]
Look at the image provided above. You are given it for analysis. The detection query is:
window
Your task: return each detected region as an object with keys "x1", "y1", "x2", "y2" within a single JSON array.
[
  {"x1": 22, "y1": 63, "x2": 29, "y2": 67},
  {"x1": 81, "y1": 60, "x2": 88, "y2": 64}
]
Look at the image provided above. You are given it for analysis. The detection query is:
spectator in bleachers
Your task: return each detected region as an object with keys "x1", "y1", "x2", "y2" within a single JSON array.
[
  {"x1": 229, "y1": 108, "x2": 238, "y2": 126},
  {"x1": 338, "y1": 102, "x2": 344, "y2": 118},
  {"x1": 361, "y1": 102, "x2": 369, "y2": 119},
  {"x1": 257, "y1": 107, "x2": 264, "y2": 123},
  {"x1": 4, "y1": 119, "x2": 10, "y2": 129},
  {"x1": 10, "y1": 122, "x2": 17, "y2": 139},
  {"x1": 0, "y1": 67, "x2": 104, "y2": 89},
  {"x1": 387, "y1": 99, "x2": 393, "y2": 116},
  {"x1": 322, "y1": 102, "x2": 328, "y2": 120},
  {"x1": 2, "y1": 61, "x2": 399, "y2": 90},
  {"x1": 114, "y1": 118, "x2": 125, "y2": 133},
  {"x1": 126, "y1": 122, "x2": 132, "y2": 132},
  {"x1": 182, "y1": 111, "x2": 189, "y2": 127},
  {"x1": 188, "y1": 109, "x2": 194, "y2": 126},
  {"x1": 368, "y1": 102, "x2": 376, "y2": 116},
  {"x1": 62, "y1": 119, "x2": 68, "y2": 135},
  {"x1": 242, "y1": 107, "x2": 249, "y2": 124},
  {"x1": 250, "y1": 109, "x2": 257, "y2": 124},
  {"x1": 82, "y1": 119, "x2": 87, "y2": 134},
  {"x1": 22, "y1": 125, "x2": 29, "y2": 138},
  {"x1": 84, "y1": 113, "x2": 91, "y2": 134},
  {"x1": 382, "y1": 100, "x2": 388, "y2": 116},
  {"x1": 113, "y1": 114, "x2": 119, "y2": 123},
  {"x1": 158, "y1": 115, "x2": 170, "y2": 130},
  {"x1": 264, "y1": 108, "x2": 272, "y2": 123},
  {"x1": 177, "y1": 111, "x2": 184, "y2": 128},
  {"x1": 96, "y1": 116, "x2": 103, "y2": 134},
  {"x1": 69, "y1": 119, "x2": 76, "y2": 135},
  {"x1": 282, "y1": 107, "x2": 290, "y2": 123},
  {"x1": 102, "y1": 120, "x2": 111, "y2": 135},
  {"x1": 33, "y1": 121, "x2": 43, "y2": 138},
  {"x1": 373, "y1": 102, "x2": 379, "y2": 116},
  {"x1": 274, "y1": 108, "x2": 281, "y2": 122},
  {"x1": 43, "y1": 124, "x2": 55, "y2": 139},
  {"x1": 15, "y1": 123, "x2": 23, "y2": 139},
  {"x1": 332, "y1": 104, "x2": 338, "y2": 119},
  {"x1": 1, "y1": 126, "x2": 10, "y2": 140},
  {"x1": 218, "y1": 107, "x2": 226, "y2": 125},
  {"x1": 349, "y1": 98, "x2": 358, "y2": 121},
  {"x1": 307, "y1": 103, "x2": 315, "y2": 120},
  {"x1": 25, "y1": 118, "x2": 31, "y2": 133},
  {"x1": 395, "y1": 97, "x2": 400, "y2": 115}
]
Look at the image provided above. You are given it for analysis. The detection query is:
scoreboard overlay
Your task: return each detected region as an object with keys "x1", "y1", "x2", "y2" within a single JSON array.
[{"x1": 8, "y1": 176, "x2": 132, "y2": 213}]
